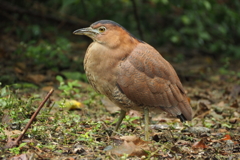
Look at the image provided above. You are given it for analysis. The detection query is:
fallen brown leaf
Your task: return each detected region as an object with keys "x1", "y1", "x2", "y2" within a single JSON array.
[
  {"x1": 229, "y1": 85, "x2": 240, "y2": 99},
  {"x1": 128, "y1": 110, "x2": 142, "y2": 118},
  {"x1": 194, "y1": 101, "x2": 211, "y2": 118},
  {"x1": 110, "y1": 135, "x2": 153, "y2": 157},
  {"x1": 192, "y1": 139, "x2": 207, "y2": 149},
  {"x1": 14, "y1": 67, "x2": 24, "y2": 74},
  {"x1": 26, "y1": 74, "x2": 46, "y2": 84},
  {"x1": 221, "y1": 134, "x2": 232, "y2": 141},
  {"x1": 9, "y1": 154, "x2": 28, "y2": 160},
  {"x1": 229, "y1": 100, "x2": 239, "y2": 108},
  {"x1": 41, "y1": 86, "x2": 54, "y2": 92}
]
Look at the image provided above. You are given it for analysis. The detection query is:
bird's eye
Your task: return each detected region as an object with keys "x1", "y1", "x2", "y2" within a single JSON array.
[{"x1": 98, "y1": 27, "x2": 106, "y2": 32}]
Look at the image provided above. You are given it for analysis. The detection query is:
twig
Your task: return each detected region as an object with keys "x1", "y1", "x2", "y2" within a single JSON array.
[
  {"x1": 130, "y1": 0, "x2": 144, "y2": 40},
  {"x1": 5, "y1": 89, "x2": 54, "y2": 149}
]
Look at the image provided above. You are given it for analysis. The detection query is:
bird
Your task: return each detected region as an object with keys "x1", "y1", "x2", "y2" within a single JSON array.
[{"x1": 73, "y1": 20, "x2": 193, "y2": 140}]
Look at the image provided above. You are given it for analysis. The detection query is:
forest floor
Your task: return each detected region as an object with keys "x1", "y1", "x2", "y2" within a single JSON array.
[{"x1": 0, "y1": 33, "x2": 240, "y2": 159}]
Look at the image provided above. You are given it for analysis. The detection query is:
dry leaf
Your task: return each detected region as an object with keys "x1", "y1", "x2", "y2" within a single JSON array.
[
  {"x1": 64, "y1": 100, "x2": 84, "y2": 110},
  {"x1": 229, "y1": 100, "x2": 239, "y2": 108},
  {"x1": 128, "y1": 110, "x2": 142, "y2": 117},
  {"x1": 195, "y1": 101, "x2": 210, "y2": 118},
  {"x1": 110, "y1": 135, "x2": 153, "y2": 157},
  {"x1": 221, "y1": 134, "x2": 231, "y2": 141},
  {"x1": 26, "y1": 74, "x2": 46, "y2": 84},
  {"x1": 41, "y1": 86, "x2": 54, "y2": 92},
  {"x1": 15, "y1": 62, "x2": 27, "y2": 70},
  {"x1": 14, "y1": 67, "x2": 23, "y2": 74},
  {"x1": 1, "y1": 129, "x2": 22, "y2": 137},
  {"x1": 229, "y1": 85, "x2": 240, "y2": 99},
  {"x1": 217, "y1": 101, "x2": 226, "y2": 107},
  {"x1": 175, "y1": 140, "x2": 191, "y2": 146},
  {"x1": 10, "y1": 154, "x2": 28, "y2": 160},
  {"x1": 217, "y1": 129, "x2": 228, "y2": 133},
  {"x1": 229, "y1": 118, "x2": 239, "y2": 124},
  {"x1": 221, "y1": 134, "x2": 238, "y2": 145},
  {"x1": 192, "y1": 139, "x2": 207, "y2": 149}
]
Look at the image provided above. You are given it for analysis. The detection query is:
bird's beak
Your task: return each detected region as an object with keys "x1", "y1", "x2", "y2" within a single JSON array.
[{"x1": 73, "y1": 27, "x2": 98, "y2": 38}]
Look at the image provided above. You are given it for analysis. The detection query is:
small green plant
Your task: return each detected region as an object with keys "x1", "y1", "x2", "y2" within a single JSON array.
[
  {"x1": 120, "y1": 153, "x2": 129, "y2": 160},
  {"x1": 9, "y1": 143, "x2": 27, "y2": 155},
  {"x1": 0, "y1": 85, "x2": 13, "y2": 109},
  {"x1": 36, "y1": 143, "x2": 56, "y2": 151},
  {"x1": 0, "y1": 124, "x2": 7, "y2": 140},
  {"x1": 202, "y1": 119, "x2": 212, "y2": 128},
  {"x1": 77, "y1": 131, "x2": 93, "y2": 142},
  {"x1": 116, "y1": 115, "x2": 140, "y2": 129},
  {"x1": 56, "y1": 75, "x2": 81, "y2": 98},
  {"x1": 75, "y1": 121, "x2": 104, "y2": 146},
  {"x1": 0, "y1": 85, "x2": 22, "y2": 122},
  {"x1": 125, "y1": 115, "x2": 140, "y2": 127},
  {"x1": 221, "y1": 123, "x2": 232, "y2": 129},
  {"x1": 43, "y1": 144, "x2": 56, "y2": 150},
  {"x1": 0, "y1": 84, "x2": 41, "y2": 127},
  {"x1": 15, "y1": 38, "x2": 71, "y2": 70}
]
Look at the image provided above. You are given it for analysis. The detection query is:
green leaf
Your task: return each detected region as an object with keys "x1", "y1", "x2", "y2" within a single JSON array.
[
  {"x1": 62, "y1": 71, "x2": 84, "y2": 80},
  {"x1": 203, "y1": 1, "x2": 211, "y2": 10},
  {"x1": 181, "y1": 15, "x2": 191, "y2": 25},
  {"x1": 199, "y1": 32, "x2": 211, "y2": 40},
  {"x1": 170, "y1": 36, "x2": 180, "y2": 43}
]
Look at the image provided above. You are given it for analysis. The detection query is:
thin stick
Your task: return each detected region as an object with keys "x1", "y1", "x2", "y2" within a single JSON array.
[
  {"x1": 130, "y1": 0, "x2": 144, "y2": 40},
  {"x1": 5, "y1": 89, "x2": 54, "y2": 148}
]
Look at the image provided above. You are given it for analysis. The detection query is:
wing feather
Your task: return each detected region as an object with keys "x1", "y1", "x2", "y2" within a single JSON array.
[{"x1": 117, "y1": 43, "x2": 192, "y2": 119}]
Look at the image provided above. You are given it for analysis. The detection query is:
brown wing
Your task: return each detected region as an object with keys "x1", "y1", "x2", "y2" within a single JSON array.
[{"x1": 117, "y1": 43, "x2": 192, "y2": 120}]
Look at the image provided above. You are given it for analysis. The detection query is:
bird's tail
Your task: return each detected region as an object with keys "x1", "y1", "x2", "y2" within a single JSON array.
[{"x1": 177, "y1": 98, "x2": 193, "y2": 122}]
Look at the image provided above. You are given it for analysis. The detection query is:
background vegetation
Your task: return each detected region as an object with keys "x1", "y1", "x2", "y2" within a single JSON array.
[
  {"x1": 0, "y1": 0, "x2": 239, "y2": 159},
  {"x1": 1, "y1": 0, "x2": 240, "y2": 85}
]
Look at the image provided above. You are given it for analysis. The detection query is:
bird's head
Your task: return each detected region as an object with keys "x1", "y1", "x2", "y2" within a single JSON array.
[{"x1": 73, "y1": 20, "x2": 141, "y2": 48}]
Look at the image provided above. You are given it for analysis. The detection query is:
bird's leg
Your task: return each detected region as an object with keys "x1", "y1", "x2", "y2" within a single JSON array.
[
  {"x1": 114, "y1": 109, "x2": 126, "y2": 132},
  {"x1": 144, "y1": 107, "x2": 149, "y2": 141}
]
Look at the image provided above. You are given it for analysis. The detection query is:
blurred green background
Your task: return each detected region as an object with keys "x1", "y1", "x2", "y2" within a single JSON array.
[{"x1": 0, "y1": 0, "x2": 239, "y2": 85}]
